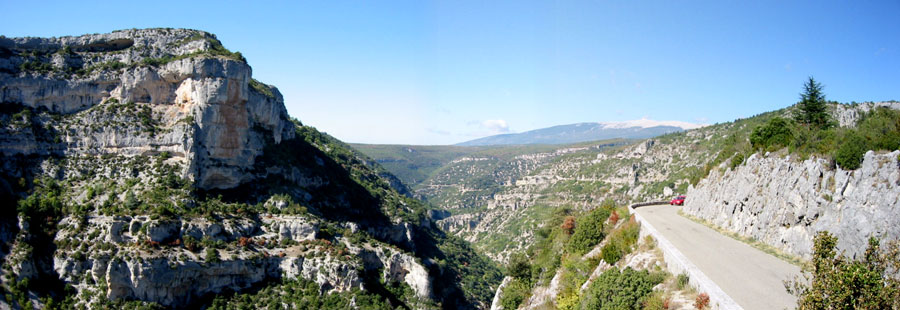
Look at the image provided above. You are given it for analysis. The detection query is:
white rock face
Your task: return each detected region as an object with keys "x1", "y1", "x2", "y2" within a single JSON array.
[
  {"x1": 102, "y1": 258, "x2": 273, "y2": 306},
  {"x1": 351, "y1": 243, "x2": 433, "y2": 299},
  {"x1": 0, "y1": 28, "x2": 295, "y2": 189},
  {"x1": 279, "y1": 256, "x2": 364, "y2": 292},
  {"x1": 49, "y1": 214, "x2": 370, "y2": 306},
  {"x1": 831, "y1": 101, "x2": 900, "y2": 128},
  {"x1": 260, "y1": 215, "x2": 319, "y2": 242},
  {"x1": 1, "y1": 29, "x2": 446, "y2": 308},
  {"x1": 685, "y1": 151, "x2": 900, "y2": 259},
  {"x1": 489, "y1": 276, "x2": 512, "y2": 310}
]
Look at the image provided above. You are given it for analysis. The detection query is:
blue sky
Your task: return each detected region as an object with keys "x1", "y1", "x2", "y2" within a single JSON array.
[{"x1": 2, "y1": 1, "x2": 898, "y2": 145}]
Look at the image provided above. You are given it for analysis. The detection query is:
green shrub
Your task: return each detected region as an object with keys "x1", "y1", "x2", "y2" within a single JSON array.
[
  {"x1": 205, "y1": 248, "x2": 220, "y2": 263},
  {"x1": 556, "y1": 291, "x2": 580, "y2": 310},
  {"x1": 568, "y1": 207, "x2": 611, "y2": 255},
  {"x1": 207, "y1": 278, "x2": 392, "y2": 310},
  {"x1": 578, "y1": 267, "x2": 663, "y2": 310},
  {"x1": 789, "y1": 125, "x2": 841, "y2": 160},
  {"x1": 729, "y1": 152, "x2": 745, "y2": 169},
  {"x1": 745, "y1": 103, "x2": 900, "y2": 171},
  {"x1": 857, "y1": 107, "x2": 900, "y2": 151},
  {"x1": 750, "y1": 117, "x2": 794, "y2": 151},
  {"x1": 249, "y1": 78, "x2": 275, "y2": 98},
  {"x1": 834, "y1": 131, "x2": 866, "y2": 170},
  {"x1": 507, "y1": 253, "x2": 531, "y2": 281},
  {"x1": 19, "y1": 60, "x2": 54, "y2": 74},
  {"x1": 601, "y1": 218, "x2": 641, "y2": 265},
  {"x1": 676, "y1": 273, "x2": 690, "y2": 290},
  {"x1": 601, "y1": 241, "x2": 623, "y2": 265},
  {"x1": 642, "y1": 292, "x2": 669, "y2": 310},
  {"x1": 499, "y1": 278, "x2": 531, "y2": 310},
  {"x1": 599, "y1": 198, "x2": 617, "y2": 211},
  {"x1": 141, "y1": 56, "x2": 173, "y2": 67},
  {"x1": 558, "y1": 255, "x2": 599, "y2": 297},
  {"x1": 787, "y1": 231, "x2": 900, "y2": 310}
]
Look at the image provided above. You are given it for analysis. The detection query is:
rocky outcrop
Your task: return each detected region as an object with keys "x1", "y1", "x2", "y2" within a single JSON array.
[
  {"x1": 1, "y1": 28, "x2": 294, "y2": 189},
  {"x1": 49, "y1": 213, "x2": 436, "y2": 306},
  {"x1": 436, "y1": 213, "x2": 482, "y2": 234},
  {"x1": 685, "y1": 150, "x2": 900, "y2": 259},
  {"x1": 489, "y1": 276, "x2": 512, "y2": 310},
  {"x1": 831, "y1": 101, "x2": 900, "y2": 128},
  {"x1": 350, "y1": 242, "x2": 433, "y2": 299},
  {"x1": 260, "y1": 215, "x2": 319, "y2": 242},
  {"x1": 74, "y1": 251, "x2": 363, "y2": 307}
]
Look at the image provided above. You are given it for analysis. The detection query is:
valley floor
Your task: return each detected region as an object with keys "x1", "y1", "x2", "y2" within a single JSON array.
[{"x1": 635, "y1": 204, "x2": 801, "y2": 310}]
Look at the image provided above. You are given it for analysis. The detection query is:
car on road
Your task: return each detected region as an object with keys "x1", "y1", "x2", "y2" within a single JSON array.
[{"x1": 670, "y1": 195, "x2": 685, "y2": 205}]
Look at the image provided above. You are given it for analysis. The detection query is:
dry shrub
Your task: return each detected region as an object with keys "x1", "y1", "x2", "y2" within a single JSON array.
[
  {"x1": 609, "y1": 210, "x2": 620, "y2": 226},
  {"x1": 238, "y1": 237, "x2": 251, "y2": 247},
  {"x1": 561, "y1": 216, "x2": 576, "y2": 235},
  {"x1": 694, "y1": 293, "x2": 710, "y2": 310}
]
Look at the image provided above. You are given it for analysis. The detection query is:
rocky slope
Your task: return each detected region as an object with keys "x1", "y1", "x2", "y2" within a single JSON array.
[
  {"x1": 391, "y1": 121, "x2": 750, "y2": 261},
  {"x1": 681, "y1": 101, "x2": 900, "y2": 260},
  {"x1": 0, "y1": 29, "x2": 500, "y2": 309},
  {"x1": 360, "y1": 102, "x2": 900, "y2": 264}
]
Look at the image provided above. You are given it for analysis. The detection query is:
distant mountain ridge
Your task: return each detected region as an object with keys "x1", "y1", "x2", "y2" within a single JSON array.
[{"x1": 458, "y1": 118, "x2": 703, "y2": 146}]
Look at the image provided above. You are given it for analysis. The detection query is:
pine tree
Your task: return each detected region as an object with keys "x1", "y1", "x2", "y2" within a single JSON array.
[{"x1": 794, "y1": 77, "x2": 830, "y2": 128}]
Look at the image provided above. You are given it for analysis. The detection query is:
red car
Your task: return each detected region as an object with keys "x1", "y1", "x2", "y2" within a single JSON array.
[{"x1": 670, "y1": 195, "x2": 685, "y2": 206}]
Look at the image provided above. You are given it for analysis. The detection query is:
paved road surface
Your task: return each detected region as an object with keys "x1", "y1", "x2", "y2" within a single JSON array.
[{"x1": 635, "y1": 204, "x2": 801, "y2": 310}]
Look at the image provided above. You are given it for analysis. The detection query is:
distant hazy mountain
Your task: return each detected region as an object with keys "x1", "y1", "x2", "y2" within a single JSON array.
[{"x1": 457, "y1": 119, "x2": 703, "y2": 146}]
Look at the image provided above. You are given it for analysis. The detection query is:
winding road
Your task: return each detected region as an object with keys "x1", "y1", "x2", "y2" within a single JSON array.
[{"x1": 634, "y1": 204, "x2": 801, "y2": 310}]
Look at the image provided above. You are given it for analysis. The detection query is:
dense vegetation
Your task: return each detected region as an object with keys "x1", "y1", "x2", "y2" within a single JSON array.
[
  {"x1": 498, "y1": 200, "x2": 651, "y2": 310},
  {"x1": 574, "y1": 267, "x2": 665, "y2": 310},
  {"x1": 206, "y1": 278, "x2": 395, "y2": 310},
  {"x1": 750, "y1": 79, "x2": 900, "y2": 170},
  {"x1": 600, "y1": 216, "x2": 640, "y2": 265},
  {"x1": 786, "y1": 231, "x2": 900, "y2": 310},
  {"x1": 751, "y1": 105, "x2": 900, "y2": 169},
  {"x1": 567, "y1": 207, "x2": 611, "y2": 255}
]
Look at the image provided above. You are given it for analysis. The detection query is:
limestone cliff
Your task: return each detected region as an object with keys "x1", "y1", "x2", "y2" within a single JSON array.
[
  {"x1": 685, "y1": 150, "x2": 900, "y2": 259},
  {"x1": 0, "y1": 28, "x2": 294, "y2": 190},
  {"x1": 0, "y1": 29, "x2": 500, "y2": 309}
]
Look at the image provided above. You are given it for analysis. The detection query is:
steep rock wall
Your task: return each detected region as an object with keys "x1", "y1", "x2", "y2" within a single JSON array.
[
  {"x1": 685, "y1": 151, "x2": 900, "y2": 259},
  {"x1": 0, "y1": 29, "x2": 294, "y2": 189}
]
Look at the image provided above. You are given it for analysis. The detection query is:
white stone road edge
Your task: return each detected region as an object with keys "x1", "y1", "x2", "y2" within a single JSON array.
[{"x1": 629, "y1": 202, "x2": 743, "y2": 310}]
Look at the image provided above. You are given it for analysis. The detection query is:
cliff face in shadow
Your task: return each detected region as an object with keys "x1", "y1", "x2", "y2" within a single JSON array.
[{"x1": 1, "y1": 29, "x2": 500, "y2": 310}]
